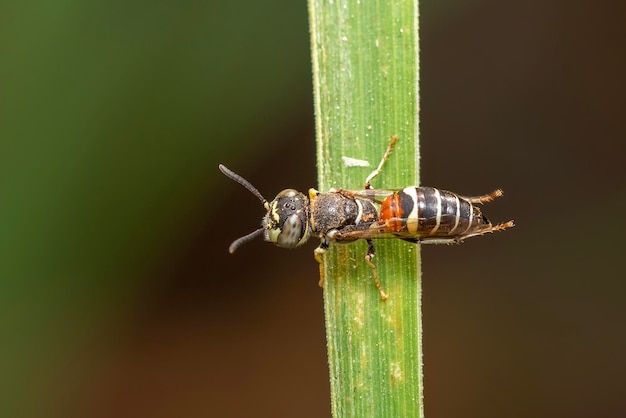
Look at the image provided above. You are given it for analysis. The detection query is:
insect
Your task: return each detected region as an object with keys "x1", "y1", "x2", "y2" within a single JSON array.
[{"x1": 219, "y1": 136, "x2": 514, "y2": 299}]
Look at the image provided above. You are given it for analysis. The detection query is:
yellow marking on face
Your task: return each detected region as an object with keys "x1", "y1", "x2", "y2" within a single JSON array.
[
  {"x1": 267, "y1": 228, "x2": 281, "y2": 243},
  {"x1": 270, "y1": 203, "x2": 280, "y2": 223}
]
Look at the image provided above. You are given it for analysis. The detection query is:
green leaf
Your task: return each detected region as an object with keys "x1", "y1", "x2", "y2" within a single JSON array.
[{"x1": 308, "y1": 0, "x2": 423, "y2": 416}]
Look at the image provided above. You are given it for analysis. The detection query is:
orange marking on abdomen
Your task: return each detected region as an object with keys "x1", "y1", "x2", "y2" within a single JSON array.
[{"x1": 380, "y1": 193, "x2": 405, "y2": 232}]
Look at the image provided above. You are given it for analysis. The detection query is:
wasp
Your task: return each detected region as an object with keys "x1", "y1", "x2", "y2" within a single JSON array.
[{"x1": 219, "y1": 136, "x2": 514, "y2": 299}]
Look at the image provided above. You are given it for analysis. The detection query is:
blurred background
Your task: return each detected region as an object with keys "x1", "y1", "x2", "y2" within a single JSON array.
[{"x1": 1, "y1": 0, "x2": 625, "y2": 417}]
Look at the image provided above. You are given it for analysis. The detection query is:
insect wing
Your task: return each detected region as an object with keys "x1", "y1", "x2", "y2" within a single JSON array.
[
  {"x1": 329, "y1": 217, "x2": 426, "y2": 242},
  {"x1": 331, "y1": 212, "x2": 482, "y2": 243},
  {"x1": 343, "y1": 188, "x2": 404, "y2": 203}
]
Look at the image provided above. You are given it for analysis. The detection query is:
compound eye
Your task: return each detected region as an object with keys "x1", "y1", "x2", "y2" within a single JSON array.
[{"x1": 276, "y1": 214, "x2": 303, "y2": 248}]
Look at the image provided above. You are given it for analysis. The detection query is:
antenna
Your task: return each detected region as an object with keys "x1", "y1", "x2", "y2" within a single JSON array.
[
  {"x1": 218, "y1": 164, "x2": 268, "y2": 209},
  {"x1": 228, "y1": 228, "x2": 264, "y2": 253},
  {"x1": 219, "y1": 164, "x2": 270, "y2": 252}
]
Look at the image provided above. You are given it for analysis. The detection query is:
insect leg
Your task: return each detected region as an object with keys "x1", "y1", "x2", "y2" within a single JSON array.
[
  {"x1": 314, "y1": 239, "x2": 330, "y2": 287},
  {"x1": 455, "y1": 220, "x2": 515, "y2": 241},
  {"x1": 459, "y1": 189, "x2": 504, "y2": 204},
  {"x1": 364, "y1": 239, "x2": 389, "y2": 300},
  {"x1": 364, "y1": 135, "x2": 399, "y2": 189},
  {"x1": 492, "y1": 220, "x2": 515, "y2": 231}
]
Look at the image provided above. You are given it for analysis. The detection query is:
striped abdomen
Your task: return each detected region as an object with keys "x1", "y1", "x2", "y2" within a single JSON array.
[{"x1": 380, "y1": 187, "x2": 490, "y2": 238}]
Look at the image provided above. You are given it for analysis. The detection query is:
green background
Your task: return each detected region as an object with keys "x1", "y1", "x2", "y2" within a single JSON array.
[{"x1": 1, "y1": 1, "x2": 625, "y2": 417}]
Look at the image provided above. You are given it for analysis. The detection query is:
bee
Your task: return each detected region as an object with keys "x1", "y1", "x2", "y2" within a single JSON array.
[{"x1": 219, "y1": 136, "x2": 514, "y2": 299}]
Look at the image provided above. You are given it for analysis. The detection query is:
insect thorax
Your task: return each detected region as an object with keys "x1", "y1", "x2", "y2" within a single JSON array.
[{"x1": 310, "y1": 192, "x2": 378, "y2": 236}]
